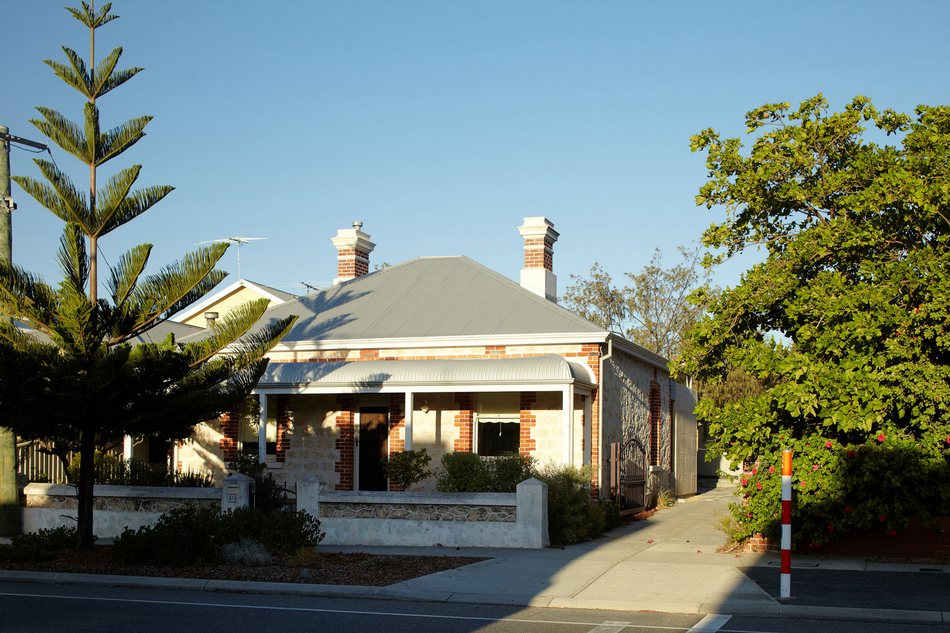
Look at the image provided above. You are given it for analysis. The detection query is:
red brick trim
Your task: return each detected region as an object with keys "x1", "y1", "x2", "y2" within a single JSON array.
[
  {"x1": 276, "y1": 395, "x2": 291, "y2": 463},
  {"x1": 388, "y1": 394, "x2": 406, "y2": 491},
  {"x1": 335, "y1": 395, "x2": 355, "y2": 490},
  {"x1": 519, "y1": 392, "x2": 537, "y2": 456},
  {"x1": 218, "y1": 410, "x2": 240, "y2": 463},
  {"x1": 454, "y1": 393, "x2": 474, "y2": 452}
]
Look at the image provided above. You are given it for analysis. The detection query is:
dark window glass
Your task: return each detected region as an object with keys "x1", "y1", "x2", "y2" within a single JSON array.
[{"x1": 477, "y1": 422, "x2": 520, "y2": 456}]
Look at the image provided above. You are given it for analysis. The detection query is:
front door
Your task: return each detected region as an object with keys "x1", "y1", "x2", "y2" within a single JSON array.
[{"x1": 358, "y1": 407, "x2": 389, "y2": 491}]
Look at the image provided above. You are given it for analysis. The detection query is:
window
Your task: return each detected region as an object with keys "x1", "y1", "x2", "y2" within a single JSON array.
[
  {"x1": 240, "y1": 396, "x2": 277, "y2": 457},
  {"x1": 475, "y1": 393, "x2": 520, "y2": 456}
]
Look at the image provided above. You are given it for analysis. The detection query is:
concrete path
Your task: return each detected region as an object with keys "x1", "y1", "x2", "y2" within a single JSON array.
[
  {"x1": 3, "y1": 484, "x2": 949, "y2": 624},
  {"x1": 352, "y1": 486, "x2": 775, "y2": 613}
]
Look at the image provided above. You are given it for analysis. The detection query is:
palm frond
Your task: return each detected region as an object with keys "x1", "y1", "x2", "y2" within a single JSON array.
[
  {"x1": 93, "y1": 2, "x2": 118, "y2": 27},
  {"x1": 84, "y1": 101, "x2": 100, "y2": 166},
  {"x1": 0, "y1": 320, "x2": 57, "y2": 355},
  {"x1": 44, "y1": 46, "x2": 92, "y2": 98},
  {"x1": 97, "y1": 115, "x2": 152, "y2": 166},
  {"x1": 68, "y1": 2, "x2": 117, "y2": 28},
  {"x1": 97, "y1": 66, "x2": 143, "y2": 97},
  {"x1": 99, "y1": 184, "x2": 174, "y2": 236},
  {"x1": 10, "y1": 175, "x2": 78, "y2": 226},
  {"x1": 31, "y1": 107, "x2": 87, "y2": 161},
  {"x1": 94, "y1": 164, "x2": 141, "y2": 233},
  {"x1": 108, "y1": 243, "x2": 151, "y2": 307},
  {"x1": 119, "y1": 244, "x2": 228, "y2": 337},
  {"x1": 0, "y1": 263, "x2": 58, "y2": 335},
  {"x1": 34, "y1": 158, "x2": 93, "y2": 230},
  {"x1": 228, "y1": 314, "x2": 296, "y2": 372},
  {"x1": 94, "y1": 47, "x2": 142, "y2": 96},
  {"x1": 180, "y1": 298, "x2": 271, "y2": 366},
  {"x1": 56, "y1": 223, "x2": 88, "y2": 295}
]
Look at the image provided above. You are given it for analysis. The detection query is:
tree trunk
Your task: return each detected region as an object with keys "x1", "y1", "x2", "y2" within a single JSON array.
[{"x1": 76, "y1": 429, "x2": 96, "y2": 548}]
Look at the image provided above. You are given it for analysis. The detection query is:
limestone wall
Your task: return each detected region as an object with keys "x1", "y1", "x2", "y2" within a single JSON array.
[
  {"x1": 297, "y1": 477, "x2": 549, "y2": 548},
  {"x1": 272, "y1": 394, "x2": 340, "y2": 490},
  {"x1": 21, "y1": 484, "x2": 221, "y2": 538}
]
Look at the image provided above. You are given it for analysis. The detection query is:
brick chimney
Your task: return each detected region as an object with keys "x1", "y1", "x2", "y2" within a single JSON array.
[
  {"x1": 331, "y1": 221, "x2": 375, "y2": 284},
  {"x1": 518, "y1": 216, "x2": 559, "y2": 301}
]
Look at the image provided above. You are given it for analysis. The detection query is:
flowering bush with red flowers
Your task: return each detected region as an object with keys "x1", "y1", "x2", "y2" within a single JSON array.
[{"x1": 724, "y1": 434, "x2": 950, "y2": 547}]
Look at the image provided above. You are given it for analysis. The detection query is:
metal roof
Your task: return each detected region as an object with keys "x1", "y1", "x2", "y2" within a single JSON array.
[
  {"x1": 229, "y1": 256, "x2": 605, "y2": 344},
  {"x1": 257, "y1": 355, "x2": 595, "y2": 389}
]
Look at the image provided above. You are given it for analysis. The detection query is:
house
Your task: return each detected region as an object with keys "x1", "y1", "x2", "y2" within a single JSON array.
[
  {"x1": 170, "y1": 278, "x2": 298, "y2": 329},
  {"x1": 176, "y1": 218, "x2": 698, "y2": 502}
]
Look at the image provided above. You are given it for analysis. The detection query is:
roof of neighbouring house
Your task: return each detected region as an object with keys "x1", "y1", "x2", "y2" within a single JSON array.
[
  {"x1": 170, "y1": 278, "x2": 298, "y2": 324},
  {"x1": 193, "y1": 256, "x2": 607, "y2": 345}
]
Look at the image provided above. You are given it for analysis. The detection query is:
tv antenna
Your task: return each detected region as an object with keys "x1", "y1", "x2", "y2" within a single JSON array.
[{"x1": 196, "y1": 236, "x2": 266, "y2": 279}]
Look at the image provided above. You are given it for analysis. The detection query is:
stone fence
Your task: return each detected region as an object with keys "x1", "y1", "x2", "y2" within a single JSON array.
[
  {"x1": 20, "y1": 475, "x2": 550, "y2": 549},
  {"x1": 298, "y1": 477, "x2": 549, "y2": 548},
  {"x1": 21, "y1": 483, "x2": 223, "y2": 537}
]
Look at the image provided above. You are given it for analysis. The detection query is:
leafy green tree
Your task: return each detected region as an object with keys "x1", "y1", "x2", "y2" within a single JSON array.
[
  {"x1": 563, "y1": 247, "x2": 715, "y2": 359},
  {"x1": 677, "y1": 95, "x2": 950, "y2": 545},
  {"x1": 0, "y1": 2, "x2": 295, "y2": 548}
]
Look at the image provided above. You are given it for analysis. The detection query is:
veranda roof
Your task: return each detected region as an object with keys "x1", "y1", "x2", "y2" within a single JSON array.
[{"x1": 255, "y1": 355, "x2": 595, "y2": 392}]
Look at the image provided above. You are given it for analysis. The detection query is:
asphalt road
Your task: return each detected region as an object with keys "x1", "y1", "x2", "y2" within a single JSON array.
[
  {"x1": 740, "y1": 566, "x2": 950, "y2": 612},
  {"x1": 0, "y1": 581, "x2": 947, "y2": 633}
]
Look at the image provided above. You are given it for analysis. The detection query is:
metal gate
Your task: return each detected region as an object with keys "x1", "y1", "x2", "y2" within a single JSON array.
[{"x1": 610, "y1": 435, "x2": 647, "y2": 512}]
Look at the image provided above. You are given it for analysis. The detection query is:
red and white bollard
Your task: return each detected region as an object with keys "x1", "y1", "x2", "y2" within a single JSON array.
[{"x1": 780, "y1": 449, "x2": 793, "y2": 599}]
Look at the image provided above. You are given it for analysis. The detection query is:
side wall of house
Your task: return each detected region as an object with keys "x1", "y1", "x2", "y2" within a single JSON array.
[{"x1": 600, "y1": 349, "x2": 671, "y2": 497}]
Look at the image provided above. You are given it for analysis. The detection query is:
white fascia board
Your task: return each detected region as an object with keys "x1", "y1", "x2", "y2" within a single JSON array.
[
  {"x1": 607, "y1": 333, "x2": 670, "y2": 372},
  {"x1": 239, "y1": 281, "x2": 293, "y2": 305},
  {"x1": 271, "y1": 331, "x2": 610, "y2": 352},
  {"x1": 170, "y1": 279, "x2": 288, "y2": 323}
]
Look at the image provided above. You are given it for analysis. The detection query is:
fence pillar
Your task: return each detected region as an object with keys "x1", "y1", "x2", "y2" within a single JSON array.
[
  {"x1": 516, "y1": 477, "x2": 549, "y2": 548},
  {"x1": 221, "y1": 473, "x2": 253, "y2": 512},
  {"x1": 297, "y1": 476, "x2": 325, "y2": 518}
]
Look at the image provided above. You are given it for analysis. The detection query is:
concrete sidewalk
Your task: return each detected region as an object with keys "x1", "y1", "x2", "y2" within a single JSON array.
[{"x1": 3, "y1": 485, "x2": 949, "y2": 624}]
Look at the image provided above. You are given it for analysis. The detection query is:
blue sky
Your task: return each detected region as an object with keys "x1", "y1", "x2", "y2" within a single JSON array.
[{"x1": 4, "y1": 0, "x2": 949, "y2": 297}]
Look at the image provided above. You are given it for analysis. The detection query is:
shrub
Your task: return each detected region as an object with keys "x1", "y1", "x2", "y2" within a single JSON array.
[
  {"x1": 384, "y1": 449, "x2": 432, "y2": 490},
  {"x1": 227, "y1": 453, "x2": 288, "y2": 512},
  {"x1": 219, "y1": 507, "x2": 324, "y2": 556},
  {"x1": 112, "y1": 505, "x2": 325, "y2": 565},
  {"x1": 486, "y1": 454, "x2": 535, "y2": 493},
  {"x1": 535, "y1": 463, "x2": 605, "y2": 546},
  {"x1": 436, "y1": 452, "x2": 535, "y2": 493},
  {"x1": 219, "y1": 538, "x2": 273, "y2": 567},
  {"x1": 113, "y1": 506, "x2": 220, "y2": 566},
  {"x1": 12, "y1": 525, "x2": 83, "y2": 551},
  {"x1": 436, "y1": 452, "x2": 490, "y2": 492}
]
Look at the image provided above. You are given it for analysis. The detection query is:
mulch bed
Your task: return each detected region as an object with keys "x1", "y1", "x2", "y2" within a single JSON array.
[{"x1": 0, "y1": 546, "x2": 486, "y2": 586}]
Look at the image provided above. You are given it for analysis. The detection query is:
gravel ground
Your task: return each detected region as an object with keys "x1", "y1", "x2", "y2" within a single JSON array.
[{"x1": 0, "y1": 546, "x2": 486, "y2": 586}]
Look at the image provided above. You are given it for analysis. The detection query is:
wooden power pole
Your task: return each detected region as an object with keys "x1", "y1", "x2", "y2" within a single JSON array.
[{"x1": 0, "y1": 125, "x2": 48, "y2": 536}]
